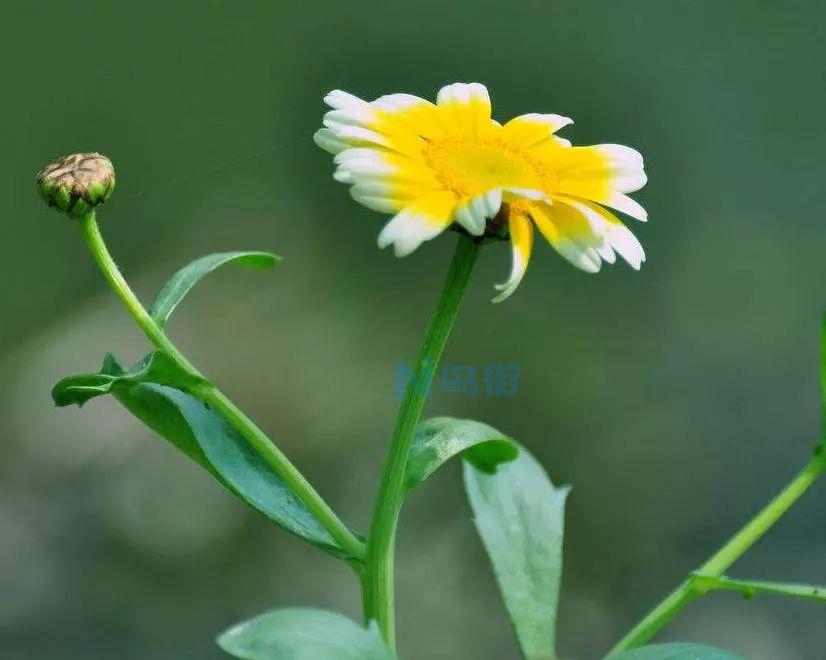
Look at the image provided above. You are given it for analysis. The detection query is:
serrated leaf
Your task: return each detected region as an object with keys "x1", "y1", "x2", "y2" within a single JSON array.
[
  {"x1": 609, "y1": 643, "x2": 745, "y2": 660},
  {"x1": 54, "y1": 353, "x2": 356, "y2": 559},
  {"x1": 405, "y1": 417, "x2": 518, "y2": 491},
  {"x1": 217, "y1": 608, "x2": 396, "y2": 660},
  {"x1": 149, "y1": 251, "x2": 279, "y2": 328},
  {"x1": 464, "y1": 445, "x2": 569, "y2": 660}
]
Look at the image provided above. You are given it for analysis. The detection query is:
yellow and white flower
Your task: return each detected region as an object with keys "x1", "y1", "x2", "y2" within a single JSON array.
[{"x1": 315, "y1": 82, "x2": 647, "y2": 302}]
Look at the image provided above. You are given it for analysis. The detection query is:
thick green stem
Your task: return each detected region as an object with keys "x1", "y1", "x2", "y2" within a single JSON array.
[
  {"x1": 609, "y1": 449, "x2": 826, "y2": 655},
  {"x1": 78, "y1": 212, "x2": 365, "y2": 561},
  {"x1": 364, "y1": 235, "x2": 479, "y2": 647}
]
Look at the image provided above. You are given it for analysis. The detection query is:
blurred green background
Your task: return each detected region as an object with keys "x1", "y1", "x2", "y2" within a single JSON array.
[{"x1": 2, "y1": 1, "x2": 825, "y2": 658}]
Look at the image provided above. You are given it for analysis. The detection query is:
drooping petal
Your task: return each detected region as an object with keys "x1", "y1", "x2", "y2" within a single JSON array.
[
  {"x1": 454, "y1": 199, "x2": 484, "y2": 236},
  {"x1": 561, "y1": 199, "x2": 645, "y2": 269},
  {"x1": 470, "y1": 188, "x2": 502, "y2": 220},
  {"x1": 602, "y1": 191, "x2": 648, "y2": 221},
  {"x1": 377, "y1": 192, "x2": 458, "y2": 257},
  {"x1": 530, "y1": 203, "x2": 603, "y2": 273},
  {"x1": 454, "y1": 188, "x2": 502, "y2": 236},
  {"x1": 501, "y1": 113, "x2": 573, "y2": 149},
  {"x1": 493, "y1": 212, "x2": 534, "y2": 303}
]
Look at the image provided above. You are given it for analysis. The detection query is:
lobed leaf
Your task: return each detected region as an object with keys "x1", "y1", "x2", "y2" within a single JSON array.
[
  {"x1": 52, "y1": 350, "x2": 205, "y2": 407},
  {"x1": 217, "y1": 608, "x2": 396, "y2": 660},
  {"x1": 405, "y1": 417, "x2": 518, "y2": 491},
  {"x1": 148, "y1": 251, "x2": 279, "y2": 328},
  {"x1": 464, "y1": 444, "x2": 569, "y2": 660},
  {"x1": 608, "y1": 643, "x2": 745, "y2": 660},
  {"x1": 53, "y1": 353, "x2": 355, "y2": 559}
]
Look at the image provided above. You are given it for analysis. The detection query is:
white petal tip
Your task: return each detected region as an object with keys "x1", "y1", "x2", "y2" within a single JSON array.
[
  {"x1": 491, "y1": 279, "x2": 522, "y2": 303},
  {"x1": 491, "y1": 289, "x2": 514, "y2": 304}
]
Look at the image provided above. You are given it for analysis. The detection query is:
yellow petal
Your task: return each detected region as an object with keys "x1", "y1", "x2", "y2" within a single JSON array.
[
  {"x1": 501, "y1": 113, "x2": 573, "y2": 149},
  {"x1": 436, "y1": 82, "x2": 493, "y2": 137},
  {"x1": 530, "y1": 203, "x2": 602, "y2": 273},
  {"x1": 493, "y1": 212, "x2": 534, "y2": 303},
  {"x1": 377, "y1": 191, "x2": 458, "y2": 257},
  {"x1": 562, "y1": 199, "x2": 645, "y2": 269},
  {"x1": 543, "y1": 144, "x2": 647, "y2": 219}
]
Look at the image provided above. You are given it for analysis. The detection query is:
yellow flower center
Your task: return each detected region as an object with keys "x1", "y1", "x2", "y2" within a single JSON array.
[{"x1": 424, "y1": 138, "x2": 543, "y2": 197}]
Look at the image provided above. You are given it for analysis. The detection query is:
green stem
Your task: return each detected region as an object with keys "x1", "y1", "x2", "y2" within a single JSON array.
[
  {"x1": 78, "y1": 212, "x2": 365, "y2": 561},
  {"x1": 691, "y1": 573, "x2": 826, "y2": 603},
  {"x1": 364, "y1": 235, "x2": 479, "y2": 647},
  {"x1": 609, "y1": 449, "x2": 826, "y2": 655}
]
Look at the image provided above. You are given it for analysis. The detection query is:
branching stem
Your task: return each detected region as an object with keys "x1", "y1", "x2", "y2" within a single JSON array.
[
  {"x1": 690, "y1": 573, "x2": 826, "y2": 603},
  {"x1": 78, "y1": 212, "x2": 365, "y2": 561},
  {"x1": 609, "y1": 448, "x2": 826, "y2": 655}
]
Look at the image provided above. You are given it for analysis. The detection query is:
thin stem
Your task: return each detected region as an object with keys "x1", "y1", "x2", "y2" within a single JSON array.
[
  {"x1": 609, "y1": 449, "x2": 826, "y2": 655},
  {"x1": 691, "y1": 573, "x2": 826, "y2": 603},
  {"x1": 78, "y1": 212, "x2": 365, "y2": 560},
  {"x1": 364, "y1": 235, "x2": 480, "y2": 647}
]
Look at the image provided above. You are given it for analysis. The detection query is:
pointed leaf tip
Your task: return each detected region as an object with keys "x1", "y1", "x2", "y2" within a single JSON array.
[
  {"x1": 149, "y1": 250, "x2": 280, "y2": 328},
  {"x1": 405, "y1": 417, "x2": 518, "y2": 492}
]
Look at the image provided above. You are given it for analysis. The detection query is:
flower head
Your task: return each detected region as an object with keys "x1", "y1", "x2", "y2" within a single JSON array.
[
  {"x1": 315, "y1": 83, "x2": 647, "y2": 302},
  {"x1": 37, "y1": 153, "x2": 116, "y2": 219}
]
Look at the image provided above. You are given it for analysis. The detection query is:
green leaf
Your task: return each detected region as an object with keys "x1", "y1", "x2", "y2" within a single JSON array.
[
  {"x1": 690, "y1": 571, "x2": 826, "y2": 602},
  {"x1": 120, "y1": 384, "x2": 346, "y2": 555},
  {"x1": 217, "y1": 608, "x2": 396, "y2": 660},
  {"x1": 609, "y1": 643, "x2": 745, "y2": 660},
  {"x1": 51, "y1": 372, "x2": 118, "y2": 407},
  {"x1": 464, "y1": 444, "x2": 569, "y2": 660},
  {"x1": 54, "y1": 353, "x2": 354, "y2": 558},
  {"x1": 148, "y1": 251, "x2": 279, "y2": 328},
  {"x1": 52, "y1": 351, "x2": 205, "y2": 407},
  {"x1": 405, "y1": 416, "x2": 518, "y2": 491}
]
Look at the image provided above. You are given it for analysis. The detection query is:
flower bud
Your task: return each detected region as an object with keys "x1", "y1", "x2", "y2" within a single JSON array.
[{"x1": 36, "y1": 153, "x2": 115, "y2": 218}]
